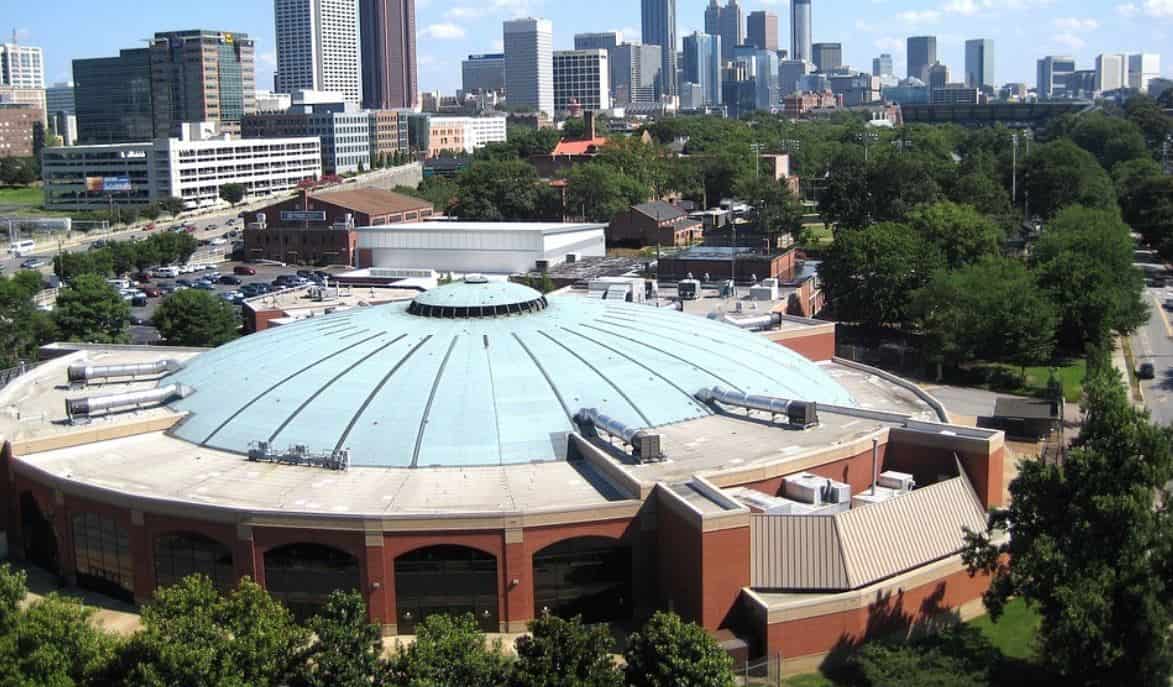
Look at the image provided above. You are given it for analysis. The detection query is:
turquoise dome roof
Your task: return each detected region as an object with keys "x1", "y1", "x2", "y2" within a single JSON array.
[{"x1": 165, "y1": 281, "x2": 855, "y2": 468}]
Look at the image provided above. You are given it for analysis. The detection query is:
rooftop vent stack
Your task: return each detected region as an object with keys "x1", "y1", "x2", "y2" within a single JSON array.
[
  {"x1": 65, "y1": 383, "x2": 193, "y2": 421},
  {"x1": 871, "y1": 438, "x2": 879, "y2": 496},
  {"x1": 68, "y1": 359, "x2": 183, "y2": 385},
  {"x1": 575, "y1": 408, "x2": 663, "y2": 462}
]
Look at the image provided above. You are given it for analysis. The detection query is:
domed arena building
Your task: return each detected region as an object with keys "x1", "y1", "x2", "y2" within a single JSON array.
[{"x1": 0, "y1": 279, "x2": 1004, "y2": 670}]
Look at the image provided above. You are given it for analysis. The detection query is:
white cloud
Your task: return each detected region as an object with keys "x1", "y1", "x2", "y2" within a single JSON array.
[
  {"x1": 874, "y1": 36, "x2": 905, "y2": 52},
  {"x1": 855, "y1": 18, "x2": 878, "y2": 31},
  {"x1": 1051, "y1": 32, "x2": 1086, "y2": 49},
  {"x1": 1143, "y1": 0, "x2": 1173, "y2": 16},
  {"x1": 943, "y1": 0, "x2": 987, "y2": 16},
  {"x1": 258, "y1": 51, "x2": 277, "y2": 67},
  {"x1": 1053, "y1": 16, "x2": 1099, "y2": 31},
  {"x1": 422, "y1": 23, "x2": 466, "y2": 39},
  {"x1": 898, "y1": 9, "x2": 942, "y2": 23},
  {"x1": 445, "y1": 0, "x2": 543, "y2": 21},
  {"x1": 1117, "y1": 2, "x2": 1139, "y2": 15}
]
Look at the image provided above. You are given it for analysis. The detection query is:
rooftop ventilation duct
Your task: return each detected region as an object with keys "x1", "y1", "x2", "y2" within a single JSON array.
[
  {"x1": 68, "y1": 359, "x2": 183, "y2": 385},
  {"x1": 65, "y1": 383, "x2": 193, "y2": 421},
  {"x1": 710, "y1": 312, "x2": 781, "y2": 331},
  {"x1": 697, "y1": 386, "x2": 818, "y2": 429},
  {"x1": 575, "y1": 408, "x2": 663, "y2": 462},
  {"x1": 247, "y1": 441, "x2": 351, "y2": 471}
]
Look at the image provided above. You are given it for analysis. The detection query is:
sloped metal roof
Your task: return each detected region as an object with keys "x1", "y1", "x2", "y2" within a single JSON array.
[
  {"x1": 164, "y1": 282, "x2": 855, "y2": 469},
  {"x1": 750, "y1": 473, "x2": 988, "y2": 591}
]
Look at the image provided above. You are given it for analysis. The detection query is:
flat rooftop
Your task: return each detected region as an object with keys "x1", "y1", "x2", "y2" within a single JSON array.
[
  {"x1": 243, "y1": 284, "x2": 419, "y2": 317},
  {"x1": 358, "y1": 222, "x2": 605, "y2": 235}
]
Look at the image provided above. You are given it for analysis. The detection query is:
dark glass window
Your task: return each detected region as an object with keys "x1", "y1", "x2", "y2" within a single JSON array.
[
  {"x1": 154, "y1": 532, "x2": 235, "y2": 593},
  {"x1": 20, "y1": 492, "x2": 59, "y2": 575},
  {"x1": 533, "y1": 537, "x2": 632, "y2": 624},
  {"x1": 263, "y1": 543, "x2": 359, "y2": 621},
  {"x1": 395, "y1": 546, "x2": 498, "y2": 634},
  {"x1": 71, "y1": 512, "x2": 134, "y2": 603}
]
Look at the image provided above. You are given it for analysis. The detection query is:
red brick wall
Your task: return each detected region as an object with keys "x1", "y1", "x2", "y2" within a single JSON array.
[
  {"x1": 656, "y1": 492, "x2": 703, "y2": 623},
  {"x1": 700, "y1": 525, "x2": 751, "y2": 630},
  {"x1": 762, "y1": 564, "x2": 993, "y2": 659},
  {"x1": 245, "y1": 306, "x2": 291, "y2": 334},
  {"x1": 886, "y1": 434, "x2": 1004, "y2": 509},
  {"x1": 357, "y1": 248, "x2": 374, "y2": 269},
  {"x1": 732, "y1": 442, "x2": 889, "y2": 498},
  {"x1": 382, "y1": 531, "x2": 507, "y2": 627},
  {"x1": 773, "y1": 331, "x2": 836, "y2": 362}
]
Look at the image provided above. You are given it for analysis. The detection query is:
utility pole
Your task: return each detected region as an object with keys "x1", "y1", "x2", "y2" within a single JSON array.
[
  {"x1": 749, "y1": 142, "x2": 763, "y2": 180},
  {"x1": 1011, "y1": 133, "x2": 1018, "y2": 205}
]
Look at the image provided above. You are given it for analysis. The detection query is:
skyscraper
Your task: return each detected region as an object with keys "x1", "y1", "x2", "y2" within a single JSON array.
[
  {"x1": 1037, "y1": 55, "x2": 1076, "y2": 98},
  {"x1": 641, "y1": 0, "x2": 677, "y2": 96},
  {"x1": 1128, "y1": 53, "x2": 1161, "y2": 93},
  {"x1": 148, "y1": 30, "x2": 257, "y2": 138},
  {"x1": 360, "y1": 0, "x2": 418, "y2": 109},
  {"x1": 812, "y1": 43, "x2": 842, "y2": 73},
  {"x1": 964, "y1": 39, "x2": 994, "y2": 91},
  {"x1": 462, "y1": 54, "x2": 505, "y2": 95},
  {"x1": 746, "y1": 11, "x2": 778, "y2": 52},
  {"x1": 790, "y1": 0, "x2": 812, "y2": 64},
  {"x1": 718, "y1": 0, "x2": 744, "y2": 62},
  {"x1": 1095, "y1": 53, "x2": 1126, "y2": 93},
  {"x1": 683, "y1": 32, "x2": 722, "y2": 106},
  {"x1": 907, "y1": 36, "x2": 937, "y2": 81},
  {"x1": 611, "y1": 43, "x2": 662, "y2": 104},
  {"x1": 73, "y1": 49, "x2": 154, "y2": 144},
  {"x1": 873, "y1": 53, "x2": 893, "y2": 77},
  {"x1": 0, "y1": 44, "x2": 45, "y2": 89},
  {"x1": 553, "y1": 49, "x2": 610, "y2": 114},
  {"x1": 504, "y1": 18, "x2": 554, "y2": 118},
  {"x1": 274, "y1": 0, "x2": 361, "y2": 105},
  {"x1": 46, "y1": 83, "x2": 75, "y2": 115},
  {"x1": 926, "y1": 62, "x2": 949, "y2": 91},
  {"x1": 574, "y1": 32, "x2": 622, "y2": 97}
]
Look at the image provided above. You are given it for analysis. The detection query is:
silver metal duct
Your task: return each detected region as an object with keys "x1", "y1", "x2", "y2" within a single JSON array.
[
  {"x1": 697, "y1": 386, "x2": 819, "y2": 428},
  {"x1": 66, "y1": 383, "x2": 193, "y2": 420},
  {"x1": 575, "y1": 408, "x2": 663, "y2": 461},
  {"x1": 68, "y1": 359, "x2": 183, "y2": 385},
  {"x1": 721, "y1": 313, "x2": 780, "y2": 331}
]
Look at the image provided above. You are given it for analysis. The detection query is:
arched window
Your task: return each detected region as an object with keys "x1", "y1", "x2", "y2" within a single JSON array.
[
  {"x1": 533, "y1": 537, "x2": 632, "y2": 624},
  {"x1": 19, "y1": 492, "x2": 58, "y2": 576},
  {"x1": 71, "y1": 512, "x2": 134, "y2": 603},
  {"x1": 395, "y1": 545, "x2": 498, "y2": 634},
  {"x1": 263, "y1": 543, "x2": 360, "y2": 621},
  {"x1": 154, "y1": 532, "x2": 234, "y2": 593}
]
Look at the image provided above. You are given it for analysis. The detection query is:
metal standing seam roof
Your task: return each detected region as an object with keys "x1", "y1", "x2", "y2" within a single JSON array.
[
  {"x1": 749, "y1": 474, "x2": 988, "y2": 591},
  {"x1": 164, "y1": 281, "x2": 855, "y2": 469}
]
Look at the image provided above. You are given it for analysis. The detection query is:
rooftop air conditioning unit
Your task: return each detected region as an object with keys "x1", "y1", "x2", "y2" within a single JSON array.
[
  {"x1": 535, "y1": 259, "x2": 550, "y2": 273},
  {"x1": 787, "y1": 401, "x2": 819, "y2": 429},
  {"x1": 822, "y1": 479, "x2": 852, "y2": 505},
  {"x1": 851, "y1": 486, "x2": 903, "y2": 508},
  {"x1": 878, "y1": 471, "x2": 916, "y2": 492},
  {"x1": 782, "y1": 473, "x2": 825, "y2": 505},
  {"x1": 565, "y1": 253, "x2": 578, "y2": 264}
]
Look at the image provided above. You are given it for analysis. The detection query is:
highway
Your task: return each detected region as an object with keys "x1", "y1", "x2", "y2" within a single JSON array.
[{"x1": 1130, "y1": 286, "x2": 1173, "y2": 427}]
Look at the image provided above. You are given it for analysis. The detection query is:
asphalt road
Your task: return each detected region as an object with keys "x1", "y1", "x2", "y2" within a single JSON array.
[
  {"x1": 1, "y1": 208, "x2": 245, "y2": 276},
  {"x1": 1130, "y1": 286, "x2": 1173, "y2": 427}
]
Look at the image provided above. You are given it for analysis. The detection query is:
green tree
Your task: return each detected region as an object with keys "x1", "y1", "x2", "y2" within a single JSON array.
[
  {"x1": 1032, "y1": 205, "x2": 1148, "y2": 346},
  {"x1": 54, "y1": 250, "x2": 114, "y2": 281},
  {"x1": 564, "y1": 162, "x2": 648, "y2": 222},
  {"x1": 963, "y1": 357, "x2": 1173, "y2": 686},
  {"x1": 623, "y1": 612, "x2": 734, "y2": 687},
  {"x1": 818, "y1": 151, "x2": 871, "y2": 228},
  {"x1": 948, "y1": 171, "x2": 1013, "y2": 220},
  {"x1": 912, "y1": 256, "x2": 1057, "y2": 370},
  {"x1": 53, "y1": 274, "x2": 130, "y2": 344},
  {"x1": 733, "y1": 176, "x2": 804, "y2": 239},
  {"x1": 0, "y1": 564, "x2": 119, "y2": 687},
  {"x1": 153, "y1": 289, "x2": 240, "y2": 347},
  {"x1": 597, "y1": 136, "x2": 669, "y2": 198},
  {"x1": 846, "y1": 625, "x2": 999, "y2": 687},
  {"x1": 395, "y1": 176, "x2": 458, "y2": 213},
  {"x1": 1121, "y1": 175, "x2": 1173, "y2": 258},
  {"x1": 158, "y1": 197, "x2": 186, "y2": 216},
  {"x1": 819, "y1": 222, "x2": 943, "y2": 328},
  {"x1": 561, "y1": 117, "x2": 586, "y2": 140},
  {"x1": 293, "y1": 591, "x2": 383, "y2": 687},
  {"x1": 1022, "y1": 139, "x2": 1117, "y2": 219},
  {"x1": 1111, "y1": 156, "x2": 1163, "y2": 195},
  {"x1": 386, "y1": 614, "x2": 509, "y2": 687},
  {"x1": 452, "y1": 159, "x2": 552, "y2": 221},
  {"x1": 112, "y1": 575, "x2": 309, "y2": 687},
  {"x1": 219, "y1": 183, "x2": 246, "y2": 206},
  {"x1": 139, "y1": 203, "x2": 161, "y2": 221},
  {"x1": 1123, "y1": 94, "x2": 1173, "y2": 152},
  {"x1": 1059, "y1": 111, "x2": 1150, "y2": 171},
  {"x1": 906, "y1": 201, "x2": 1005, "y2": 269},
  {"x1": 0, "y1": 274, "x2": 56, "y2": 368},
  {"x1": 511, "y1": 614, "x2": 621, "y2": 687}
]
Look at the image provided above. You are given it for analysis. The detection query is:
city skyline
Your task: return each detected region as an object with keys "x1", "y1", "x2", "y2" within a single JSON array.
[{"x1": 7, "y1": 0, "x2": 1173, "y2": 98}]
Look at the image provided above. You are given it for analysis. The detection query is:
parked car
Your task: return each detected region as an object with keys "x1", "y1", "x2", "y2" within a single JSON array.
[
  {"x1": 193, "y1": 281, "x2": 215, "y2": 291},
  {"x1": 219, "y1": 291, "x2": 243, "y2": 304},
  {"x1": 176, "y1": 278, "x2": 193, "y2": 288},
  {"x1": 19, "y1": 257, "x2": 46, "y2": 269},
  {"x1": 132, "y1": 272, "x2": 152, "y2": 283},
  {"x1": 1139, "y1": 363, "x2": 1156, "y2": 380},
  {"x1": 296, "y1": 270, "x2": 316, "y2": 279},
  {"x1": 157, "y1": 285, "x2": 175, "y2": 296},
  {"x1": 218, "y1": 275, "x2": 242, "y2": 285},
  {"x1": 131, "y1": 294, "x2": 148, "y2": 307},
  {"x1": 130, "y1": 315, "x2": 153, "y2": 326},
  {"x1": 210, "y1": 237, "x2": 229, "y2": 246},
  {"x1": 141, "y1": 286, "x2": 161, "y2": 298},
  {"x1": 233, "y1": 265, "x2": 257, "y2": 276},
  {"x1": 1164, "y1": 299, "x2": 1173, "y2": 311},
  {"x1": 153, "y1": 266, "x2": 181, "y2": 278}
]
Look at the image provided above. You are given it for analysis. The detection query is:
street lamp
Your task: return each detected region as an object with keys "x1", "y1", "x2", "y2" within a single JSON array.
[{"x1": 855, "y1": 131, "x2": 879, "y2": 162}]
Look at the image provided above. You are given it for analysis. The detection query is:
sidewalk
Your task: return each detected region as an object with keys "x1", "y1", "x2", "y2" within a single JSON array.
[{"x1": 1112, "y1": 336, "x2": 1145, "y2": 407}]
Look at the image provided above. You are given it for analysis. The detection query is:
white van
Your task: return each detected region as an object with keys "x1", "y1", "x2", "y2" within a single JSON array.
[
  {"x1": 153, "y1": 266, "x2": 180, "y2": 278},
  {"x1": 6, "y1": 239, "x2": 35, "y2": 257},
  {"x1": 107, "y1": 277, "x2": 131, "y2": 290}
]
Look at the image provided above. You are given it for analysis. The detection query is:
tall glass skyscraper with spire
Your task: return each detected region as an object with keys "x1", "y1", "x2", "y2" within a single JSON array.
[{"x1": 641, "y1": 0, "x2": 677, "y2": 97}]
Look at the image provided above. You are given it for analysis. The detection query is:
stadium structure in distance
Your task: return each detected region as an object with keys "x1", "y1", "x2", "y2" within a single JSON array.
[{"x1": 0, "y1": 279, "x2": 1004, "y2": 671}]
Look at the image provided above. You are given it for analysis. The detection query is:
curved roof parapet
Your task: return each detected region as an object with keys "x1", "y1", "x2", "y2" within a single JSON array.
[
  {"x1": 408, "y1": 279, "x2": 549, "y2": 318},
  {"x1": 164, "y1": 288, "x2": 856, "y2": 469}
]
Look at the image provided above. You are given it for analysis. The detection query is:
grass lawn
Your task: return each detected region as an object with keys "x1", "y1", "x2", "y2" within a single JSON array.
[
  {"x1": 971, "y1": 598, "x2": 1042, "y2": 660},
  {"x1": 957, "y1": 359, "x2": 1086, "y2": 403},
  {"x1": 782, "y1": 674, "x2": 836, "y2": 687},
  {"x1": 0, "y1": 186, "x2": 42, "y2": 206},
  {"x1": 800, "y1": 222, "x2": 833, "y2": 247}
]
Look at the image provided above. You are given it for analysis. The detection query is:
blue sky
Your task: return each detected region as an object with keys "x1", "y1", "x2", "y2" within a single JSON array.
[{"x1": 10, "y1": 0, "x2": 1173, "y2": 94}]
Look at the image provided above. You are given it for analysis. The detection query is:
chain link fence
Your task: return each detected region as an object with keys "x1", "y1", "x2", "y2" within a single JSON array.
[
  {"x1": 733, "y1": 654, "x2": 787, "y2": 686},
  {"x1": 0, "y1": 361, "x2": 31, "y2": 392}
]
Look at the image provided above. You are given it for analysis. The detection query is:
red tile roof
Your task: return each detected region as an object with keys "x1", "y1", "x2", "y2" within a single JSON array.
[{"x1": 550, "y1": 137, "x2": 609, "y2": 157}]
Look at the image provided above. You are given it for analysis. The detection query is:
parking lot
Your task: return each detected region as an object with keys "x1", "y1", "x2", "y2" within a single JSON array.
[{"x1": 125, "y1": 260, "x2": 354, "y2": 344}]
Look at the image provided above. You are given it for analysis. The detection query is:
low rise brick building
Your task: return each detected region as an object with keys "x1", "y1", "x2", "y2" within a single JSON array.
[
  {"x1": 0, "y1": 104, "x2": 44, "y2": 158},
  {"x1": 657, "y1": 245, "x2": 798, "y2": 284},
  {"x1": 244, "y1": 188, "x2": 433, "y2": 265},
  {"x1": 608, "y1": 201, "x2": 702, "y2": 248}
]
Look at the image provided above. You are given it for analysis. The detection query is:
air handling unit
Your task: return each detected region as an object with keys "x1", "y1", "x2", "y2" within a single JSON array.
[
  {"x1": 696, "y1": 387, "x2": 819, "y2": 428},
  {"x1": 575, "y1": 408, "x2": 664, "y2": 462}
]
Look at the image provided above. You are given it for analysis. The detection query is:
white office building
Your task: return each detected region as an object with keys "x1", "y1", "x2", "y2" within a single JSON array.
[
  {"x1": 1128, "y1": 53, "x2": 1161, "y2": 93},
  {"x1": 357, "y1": 222, "x2": 606, "y2": 274},
  {"x1": 1095, "y1": 53, "x2": 1126, "y2": 93},
  {"x1": 504, "y1": 18, "x2": 554, "y2": 118},
  {"x1": 41, "y1": 131, "x2": 321, "y2": 211},
  {"x1": 0, "y1": 44, "x2": 44, "y2": 89},
  {"x1": 275, "y1": 0, "x2": 361, "y2": 105},
  {"x1": 553, "y1": 50, "x2": 610, "y2": 115}
]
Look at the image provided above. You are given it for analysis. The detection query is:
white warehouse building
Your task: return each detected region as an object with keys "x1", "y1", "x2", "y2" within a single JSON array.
[
  {"x1": 356, "y1": 222, "x2": 606, "y2": 274},
  {"x1": 41, "y1": 129, "x2": 322, "y2": 211}
]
